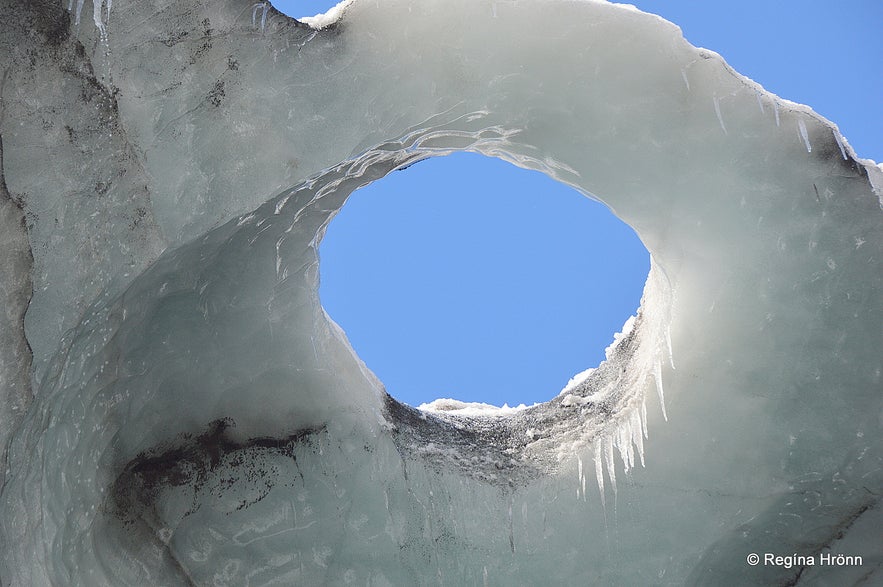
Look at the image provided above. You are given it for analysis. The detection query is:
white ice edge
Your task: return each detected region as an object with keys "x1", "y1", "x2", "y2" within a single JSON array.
[{"x1": 299, "y1": 0, "x2": 354, "y2": 28}]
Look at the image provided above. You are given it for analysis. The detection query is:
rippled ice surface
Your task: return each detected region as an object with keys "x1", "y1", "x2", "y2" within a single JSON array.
[{"x1": 0, "y1": 0, "x2": 881, "y2": 585}]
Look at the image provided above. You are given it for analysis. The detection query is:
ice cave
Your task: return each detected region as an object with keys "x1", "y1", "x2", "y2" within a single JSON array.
[{"x1": 0, "y1": 0, "x2": 881, "y2": 585}]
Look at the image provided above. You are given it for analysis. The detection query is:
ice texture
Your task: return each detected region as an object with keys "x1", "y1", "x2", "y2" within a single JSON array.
[{"x1": 0, "y1": 0, "x2": 881, "y2": 585}]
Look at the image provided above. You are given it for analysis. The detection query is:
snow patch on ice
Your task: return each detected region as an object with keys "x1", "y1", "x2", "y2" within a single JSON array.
[
  {"x1": 605, "y1": 314, "x2": 636, "y2": 361},
  {"x1": 559, "y1": 367, "x2": 596, "y2": 396},
  {"x1": 300, "y1": 0, "x2": 354, "y2": 29},
  {"x1": 418, "y1": 398, "x2": 531, "y2": 415}
]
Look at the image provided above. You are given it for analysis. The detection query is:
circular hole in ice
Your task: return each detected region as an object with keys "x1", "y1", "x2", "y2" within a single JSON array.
[
  {"x1": 271, "y1": 0, "x2": 341, "y2": 21},
  {"x1": 319, "y1": 152, "x2": 650, "y2": 408}
]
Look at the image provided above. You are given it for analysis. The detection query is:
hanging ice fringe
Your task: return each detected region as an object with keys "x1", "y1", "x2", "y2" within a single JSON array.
[
  {"x1": 68, "y1": 0, "x2": 113, "y2": 39},
  {"x1": 575, "y1": 261, "x2": 672, "y2": 507},
  {"x1": 253, "y1": 2, "x2": 270, "y2": 32}
]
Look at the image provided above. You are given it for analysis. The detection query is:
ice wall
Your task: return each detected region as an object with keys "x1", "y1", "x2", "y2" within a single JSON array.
[{"x1": 0, "y1": 0, "x2": 881, "y2": 585}]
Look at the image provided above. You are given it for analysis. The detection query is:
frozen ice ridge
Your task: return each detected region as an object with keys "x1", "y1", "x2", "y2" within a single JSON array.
[{"x1": 0, "y1": 0, "x2": 881, "y2": 585}]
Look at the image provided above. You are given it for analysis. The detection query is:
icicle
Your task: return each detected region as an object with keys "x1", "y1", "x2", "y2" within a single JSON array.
[
  {"x1": 713, "y1": 95, "x2": 727, "y2": 135},
  {"x1": 833, "y1": 130, "x2": 848, "y2": 160},
  {"x1": 74, "y1": 0, "x2": 85, "y2": 26},
  {"x1": 665, "y1": 325, "x2": 675, "y2": 369},
  {"x1": 92, "y1": 0, "x2": 106, "y2": 38},
  {"x1": 581, "y1": 463, "x2": 587, "y2": 501},
  {"x1": 577, "y1": 456, "x2": 587, "y2": 501},
  {"x1": 593, "y1": 442, "x2": 605, "y2": 508},
  {"x1": 577, "y1": 456, "x2": 583, "y2": 500},
  {"x1": 630, "y1": 408, "x2": 645, "y2": 467},
  {"x1": 754, "y1": 90, "x2": 765, "y2": 114},
  {"x1": 653, "y1": 359, "x2": 668, "y2": 421},
  {"x1": 617, "y1": 420, "x2": 633, "y2": 472},
  {"x1": 603, "y1": 436, "x2": 617, "y2": 495},
  {"x1": 680, "y1": 68, "x2": 690, "y2": 91},
  {"x1": 640, "y1": 400, "x2": 648, "y2": 439},
  {"x1": 251, "y1": 2, "x2": 270, "y2": 32},
  {"x1": 67, "y1": 0, "x2": 73, "y2": 11},
  {"x1": 105, "y1": 0, "x2": 112, "y2": 23},
  {"x1": 798, "y1": 119, "x2": 812, "y2": 153},
  {"x1": 625, "y1": 421, "x2": 635, "y2": 470},
  {"x1": 507, "y1": 500, "x2": 515, "y2": 553},
  {"x1": 773, "y1": 101, "x2": 780, "y2": 127}
]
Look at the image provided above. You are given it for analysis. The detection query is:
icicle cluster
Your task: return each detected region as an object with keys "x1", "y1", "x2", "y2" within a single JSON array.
[
  {"x1": 590, "y1": 404, "x2": 649, "y2": 506},
  {"x1": 68, "y1": 0, "x2": 113, "y2": 37},
  {"x1": 580, "y1": 263, "x2": 674, "y2": 506},
  {"x1": 252, "y1": 2, "x2": 270, "y2": 32}
]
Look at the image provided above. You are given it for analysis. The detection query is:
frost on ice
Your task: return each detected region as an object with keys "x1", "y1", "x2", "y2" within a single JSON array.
[{"x1": 0, "y1": 0, "x2": 882, "y2": 585}]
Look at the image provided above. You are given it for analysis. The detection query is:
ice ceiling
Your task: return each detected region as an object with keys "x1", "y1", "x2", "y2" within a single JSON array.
[{"x1": 0, "y1": 0, "x2": 881, "y2": 585}]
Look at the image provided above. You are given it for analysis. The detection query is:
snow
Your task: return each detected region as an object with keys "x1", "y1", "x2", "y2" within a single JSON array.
[
  {"x1": 299, "y1": 0, "x2": 353, "y2": 29},
  {"x1": 0, "y1": 0, "x2": 880, "y2": 585},
  {"x1": 559, "y1": 367, "x2": 596, "y2": 395},
  {"x1": 418, "y1": 398, "x2": 532, "y2": 415}
]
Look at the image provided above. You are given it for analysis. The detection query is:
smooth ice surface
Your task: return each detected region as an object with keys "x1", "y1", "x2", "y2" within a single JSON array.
[{"x1": 0, "y1": 0, "x2": 881, "y2": 585}]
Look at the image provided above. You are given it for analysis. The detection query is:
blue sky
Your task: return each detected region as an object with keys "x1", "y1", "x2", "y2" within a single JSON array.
[
  {"x1": 319, "y1": 155, "x2": 648, "y2": 407},
  {"x1": 271, "y1": 0, "x2": 882, "y2": 407}
]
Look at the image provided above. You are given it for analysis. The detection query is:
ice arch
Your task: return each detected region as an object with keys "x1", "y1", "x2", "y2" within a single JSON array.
[{"x1": 0, "y1": 0, "x2": 880, "y2": 585}]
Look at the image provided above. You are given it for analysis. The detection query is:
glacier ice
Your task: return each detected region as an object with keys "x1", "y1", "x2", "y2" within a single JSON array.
[{"x1": 0, "y1": 0, "x2": 881, "y2": 585}]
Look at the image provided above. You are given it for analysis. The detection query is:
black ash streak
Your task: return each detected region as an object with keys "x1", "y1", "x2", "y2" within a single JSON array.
[{"x1": 110, "y1": 417, "x2": 324, "y2": 525}]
